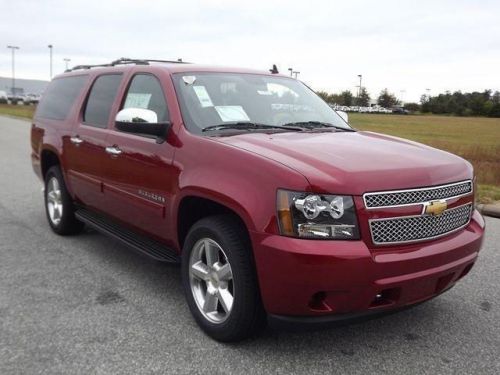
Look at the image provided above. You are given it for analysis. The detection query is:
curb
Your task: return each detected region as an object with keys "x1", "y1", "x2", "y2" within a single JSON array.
[{"x1": 477, "y1": 204, "x2": 500, "y2": 219}]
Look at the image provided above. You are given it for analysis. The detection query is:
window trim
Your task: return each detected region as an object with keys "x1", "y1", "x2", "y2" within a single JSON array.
[
  {"x1": 113, "y1": 72, "x2": 170, "y2": 137},
  {"x1": 81, "y1": 73, "x2": 124, "y2": 129}
]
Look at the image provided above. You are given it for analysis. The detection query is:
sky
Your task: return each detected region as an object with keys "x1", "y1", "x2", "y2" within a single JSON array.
[{"x1": 1, "y1": 0, "x2": 499, "y2": 102}]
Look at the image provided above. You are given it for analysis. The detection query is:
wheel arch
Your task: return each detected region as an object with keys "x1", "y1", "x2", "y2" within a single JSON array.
[
  {"x1": 40, "y1": 147, "x2": 61, "y2": 179},
  {"x1": 175, "y1": 192, "x2": 254, "y2": 251}
]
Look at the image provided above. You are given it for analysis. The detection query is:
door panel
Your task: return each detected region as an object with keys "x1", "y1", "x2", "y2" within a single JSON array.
[
  {"x1": 102, "y1": 133, "x2": 176, "y2": 241},
  {"x1": 64, "y1": 126, "x2": 108, "y2": 209},
  {"x1": 64, "y1": 73, "x2": 123, "y2": 210},
  {"x1": 101, "y1": 73, "x2": 176, "y2": 242}
]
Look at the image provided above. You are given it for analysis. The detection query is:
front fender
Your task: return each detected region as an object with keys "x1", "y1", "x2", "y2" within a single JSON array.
[{"x1": 171, "y1": 132, "x2": 310, "y2": 237}]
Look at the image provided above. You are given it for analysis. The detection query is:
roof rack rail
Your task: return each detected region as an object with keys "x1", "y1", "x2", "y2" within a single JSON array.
[{"x1": 66, "y1": 57, "x2": 189, "y2": 72}]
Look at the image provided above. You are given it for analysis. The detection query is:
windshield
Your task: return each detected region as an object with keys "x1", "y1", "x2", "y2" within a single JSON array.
[{"x1": 172, "y1": 72, "x2": 352, "y2": 134}]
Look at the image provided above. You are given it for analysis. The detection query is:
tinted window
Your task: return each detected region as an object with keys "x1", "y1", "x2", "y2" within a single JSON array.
[
  {"x1": 36, "y1": 75, "x2": 87, "y2": 120},
  {"x1": 84, "y1": 74, "x2": 123, "y2": 128},
  {"x1": 122, "y1": 74, "x2": 169, "y2": 122}
]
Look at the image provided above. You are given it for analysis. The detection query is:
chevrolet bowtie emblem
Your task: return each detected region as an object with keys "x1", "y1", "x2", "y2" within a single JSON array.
[{"x1": 422, "y1": 200, "x2": 448, "y2": 216}]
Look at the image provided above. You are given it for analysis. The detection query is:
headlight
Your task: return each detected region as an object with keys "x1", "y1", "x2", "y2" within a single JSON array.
[{"x1": 277, "y1": 190, "x2": 360, "y2": 239}]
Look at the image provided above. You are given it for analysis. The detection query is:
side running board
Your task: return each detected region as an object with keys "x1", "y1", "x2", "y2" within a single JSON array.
[{"x1": 75, "y1": 208, "x2": 180, "y2": 263}]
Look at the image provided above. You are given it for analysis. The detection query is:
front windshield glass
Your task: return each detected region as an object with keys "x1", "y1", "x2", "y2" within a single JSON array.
[{"x1": 172, "y1": 72, "x2": 352, "y2": 134}]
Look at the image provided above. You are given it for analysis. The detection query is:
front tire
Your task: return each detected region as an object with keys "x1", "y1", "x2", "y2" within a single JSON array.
[
  {"x1": 44, "y1": 166, "x2": 84, "y2": 235},
  {"x1": 181, "y1": 215, "x2": 265, "y2": 342}
]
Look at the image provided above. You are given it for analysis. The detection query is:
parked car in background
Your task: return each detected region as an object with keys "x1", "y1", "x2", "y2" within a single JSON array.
[
  {"x1": 0, "y1": 90, "x2": 8, "y2": 104},
  {"x1": 330, "y1": 104, "x2": 395, "y2": 114},
  {"x1": 17, "y1": 95, "x2": 28, "y2": 105},
  {"x1": 392, "y1": 106, "x2": 410, "y2": 115},
  {"x1": 358, "y1": 106, "x2": 373, "y2": 113},
  {"x1": 7, "y1": 93, "x2": 26, "y2": 105},
  {"x1": 25, "y1": 93, "x2": 41, "y2": 105}
]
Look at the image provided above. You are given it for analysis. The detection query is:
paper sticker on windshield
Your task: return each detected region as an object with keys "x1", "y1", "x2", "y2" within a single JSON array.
[
  {"x1": 215, "y1": 106, "x2": 250, "y2": 122},
  {"x1": 193, "y1": 86, "x2": 214, "y2": 108},
  {"x1": 183, "y1": 75, "x2": 196, "y2": 85},
  {"x1": 257, "y1": 90, "x2": 273, "y2": 96},
  {"x1": 124, "y1": 93, "x2": 152, "y2": 109}
]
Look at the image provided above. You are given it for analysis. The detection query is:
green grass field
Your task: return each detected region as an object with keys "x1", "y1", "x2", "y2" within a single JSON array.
[
  {"x1": 1, "y1": 104, "x2": 498, "y2": 202},
  {"x1": 0, "y1": 103, "x2": 36, "y2": 119}
]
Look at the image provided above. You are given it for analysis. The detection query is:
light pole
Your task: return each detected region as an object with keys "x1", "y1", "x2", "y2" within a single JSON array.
[
  {"x1": 292, "y1": 71, "x2": 300, "y2": 79},
  {"x1": 63, "y1": 58, "x2": 71, "y2": 71},
  {"x1": 7, "y1": 45, "x2": 20, "y2": 96},
  {"x1": 48, "y1": 44, "x2": 53, "y2": 79},
  {"x1": 357, "y1": 74, "x2": 362, "y2": 105},
  {"x1": 288, "y1": 68, "x2": 293, "y2": 77}
]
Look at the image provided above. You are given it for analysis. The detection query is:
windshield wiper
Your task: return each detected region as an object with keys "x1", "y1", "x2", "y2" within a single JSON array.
[
  {"x1": 282, "y1": 121, "x2": 355, "y2": 132},
  {"x1": 202, "y1": 122, "x2": 303, "y2": 133}
]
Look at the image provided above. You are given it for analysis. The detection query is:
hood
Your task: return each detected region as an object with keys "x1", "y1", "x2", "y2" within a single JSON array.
[{"x1": 214, "y1": 131, "x2": 472, "y2": 195}]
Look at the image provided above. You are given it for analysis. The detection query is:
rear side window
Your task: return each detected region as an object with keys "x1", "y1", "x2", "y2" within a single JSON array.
[
  {"x1": 36, "y1": 75, "x2": 87, "y2": 120},
  {"x1": 83, "y1": 74, "x2": 123, "y2": 128}
]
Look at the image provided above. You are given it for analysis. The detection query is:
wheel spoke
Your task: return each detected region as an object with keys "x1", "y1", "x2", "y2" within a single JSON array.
[
  {"x1": 204, "y1": 240, "x2": 219, "y2": 266},
  {"x1": 203, "y1": 291, "x2": 218, "y2": 313},
  {"x1": 191, "y1": 261, "x2": 210, "y2": 280},
  {"x1": 217, "y1": 263, "x2": 232, "y2": 281},
  {"x1": 217, "y1": 288, "x2": 233, "y2": 313},
  {"x1": 50, "y1": 178, "x2": 57, "y2": 192},
  {"x1": 47, "y1": 191, "x2": 56, "y2": 203},
  {"x1": 53, "y1": 205, "x2": 61, "y2": 220}
]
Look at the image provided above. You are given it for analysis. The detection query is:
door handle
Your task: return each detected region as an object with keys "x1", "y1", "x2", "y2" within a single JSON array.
[
  {"x1": 105, "y1": 146, "x2": 122, "y2": 156},
  {"x1": 70, "y1": 136, "x2": 83, "y2": 145}
]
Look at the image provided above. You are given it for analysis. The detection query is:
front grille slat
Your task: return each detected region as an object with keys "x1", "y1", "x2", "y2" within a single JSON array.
[
  {"x1": 364, "y1": 180, "x2": 472, "y2": 208},
  {"x1": 369, "y1": 204, "x2": 472, "y2": 245}
]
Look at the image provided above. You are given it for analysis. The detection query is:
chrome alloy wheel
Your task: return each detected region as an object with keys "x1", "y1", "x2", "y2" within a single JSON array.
[
  {"x1": 189, "y1": 238, "x2": 234, "y2": 324},
  {"x1": 46, "y1": 177, "x2": 63, "y2": 226}
]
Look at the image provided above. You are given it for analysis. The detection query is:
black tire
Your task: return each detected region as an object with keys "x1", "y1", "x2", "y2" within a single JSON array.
[
  {"x1": 44, "y1": 166, "x2": 84, "y2": 235},
  {"x1": 181, "y1": 215, "x2": 266, "y2": 342}
]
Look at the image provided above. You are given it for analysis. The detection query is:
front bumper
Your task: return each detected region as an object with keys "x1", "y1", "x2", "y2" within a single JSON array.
[{"x1": 251, "y1": 210, "x2": 485, "y2": 317}]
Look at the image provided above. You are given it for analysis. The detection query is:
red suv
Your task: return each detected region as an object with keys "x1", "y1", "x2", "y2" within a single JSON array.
[{"x1": 31, "y1": 58, "x2": 485, "y2": 341}]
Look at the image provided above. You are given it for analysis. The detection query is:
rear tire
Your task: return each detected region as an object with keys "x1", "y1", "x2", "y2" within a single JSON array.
[
  {"x1": 181, "y1": 215, "x2": 266, "y2": 342},
  {"x1": 44, "y1": 166, "x2": 84, "y2": 235}
]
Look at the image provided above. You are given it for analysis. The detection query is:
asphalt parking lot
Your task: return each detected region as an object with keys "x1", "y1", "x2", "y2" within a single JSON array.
[{"x1": 0, "y1": 115, "x2": 499, "y2": 374}]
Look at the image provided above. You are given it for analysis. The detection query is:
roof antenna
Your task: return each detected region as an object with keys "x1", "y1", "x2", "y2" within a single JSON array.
[{"x1": 269, "y1": 64, "x2": 279, "y2": 74}]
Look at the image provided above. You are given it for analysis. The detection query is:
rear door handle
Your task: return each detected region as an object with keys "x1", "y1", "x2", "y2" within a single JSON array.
[
  {"x1": 70, "y1": 136, "x2": 83, "y2": 145},
  {"x1": 105, "y1": 146, "x2": 122, "y2": 156}
]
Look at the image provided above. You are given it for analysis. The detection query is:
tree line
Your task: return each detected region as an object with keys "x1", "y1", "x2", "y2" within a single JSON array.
[
  {"x1": 316, "y1": 88, "x2": 399, "y2": 108},
  {"x1": 316, "y1": 88, "x2": 500, "y2": 117},
  {"x1": 420, "y1": 90, "x2": 500, "y2": 117}
]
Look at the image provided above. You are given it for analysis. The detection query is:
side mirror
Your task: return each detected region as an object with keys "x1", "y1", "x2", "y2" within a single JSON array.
[
  {"x1": 115, "y1": 108, "x2": 170, "y2": 141},
  {"x1": 336, "y1": 110, "x2": 349, "y2": 123}
]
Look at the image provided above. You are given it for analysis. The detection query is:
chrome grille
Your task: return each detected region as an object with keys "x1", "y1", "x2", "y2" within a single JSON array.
[
  {"x1": 364, "y1": 180, "x2": 472, "y2": 208},
  {"x1": 369, "y1": 204, "x2": 472, "y2": 245}
]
